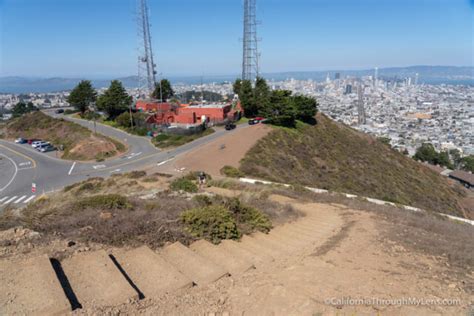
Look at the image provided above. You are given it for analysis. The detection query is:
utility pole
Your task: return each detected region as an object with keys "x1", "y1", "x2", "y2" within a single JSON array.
[{"x1": 242, "y1": 0, "x2": 260, "y2": 82}]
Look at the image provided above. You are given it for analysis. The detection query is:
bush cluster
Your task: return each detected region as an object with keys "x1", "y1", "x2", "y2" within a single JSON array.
[
  {"x1": 181, "y1": 196, "x2": 272, "y2": 244},
  {"x1": 170, "y1": 177, "x2": 199, "y2": 193},
  {"x1": 220, "y1": 165, "x2": 245, "y2": 178},
  {"x1": 73, "y1": 194, "x2": 132, "y2": 211}
]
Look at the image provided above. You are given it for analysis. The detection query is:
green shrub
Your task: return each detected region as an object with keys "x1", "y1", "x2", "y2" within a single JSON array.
[
  {"x1": 170, "y1": 177, "x2": 198, "y2": 193},
  {"x1": 193, "y1": 194, "x2": 213, "y2": 206},
  {"x1": 220, "y1": 165, "x2": 245, "y2": 178},
  {"x1": 73, "y1": 194, "x2": 132, "y2": 211},
  {"x1": 224, "y1": 198, "x2": 272, "y2": 233},
  {"x1": 181, "y1": 205, "x2": 241, "y2": 243}
]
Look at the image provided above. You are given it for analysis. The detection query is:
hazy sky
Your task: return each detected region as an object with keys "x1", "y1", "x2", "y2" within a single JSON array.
[{"x1": 0, "y1": 0, "x2": 473, "y2": 77}]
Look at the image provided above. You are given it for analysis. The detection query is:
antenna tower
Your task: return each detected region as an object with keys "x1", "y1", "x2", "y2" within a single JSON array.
[
  {"x1": 242, "y1": 0, "x2": 260, "y2": 82},
  {"x1": 137, "y1": 0, "x2": 157, "y2": 98}
]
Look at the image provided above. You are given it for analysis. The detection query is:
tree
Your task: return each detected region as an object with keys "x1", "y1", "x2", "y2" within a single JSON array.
[
  {"x1": 67, "y1": 80, "x2": 97, "y2": 114},
  {"x1": 238, "y1": 80, "x2": 256, "y2": 117},
  {"x1": 97, "y1": 80, "x2": 132, "y2": 119},
  {"x1": 413, "y1": 143, "x2": 453, "y2": 168},
  {"x1": 253, "y1": 77, "x2": 271, "y2": 115},
  {"x1": 233, "y1": 79, "x2": 242, "y2": 95},
  {"x1": 292, "y1": 95, "x2": 318, "y2": 123},
  {"x1": 151, "y1": 79, "x2": 174, "y2": 101},
  {"x1": 460, "y1": 155, "x2": 474, "y2": 173},
  {"x1": 12, "y1": 101, "x2": 37, "y2": 118}
]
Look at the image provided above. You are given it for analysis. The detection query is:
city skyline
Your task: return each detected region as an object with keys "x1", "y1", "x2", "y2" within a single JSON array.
[{"x1": 1, "y1": 0, "x2": 473, "y2": 77}]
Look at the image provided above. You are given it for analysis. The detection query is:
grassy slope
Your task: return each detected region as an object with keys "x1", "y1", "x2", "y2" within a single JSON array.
[
  {"x1": 5, "y1": 112, "x2": 126, "y2": 161},
  {"x1": 240, "y1": 113, "x2": 467, "y2": 217}
]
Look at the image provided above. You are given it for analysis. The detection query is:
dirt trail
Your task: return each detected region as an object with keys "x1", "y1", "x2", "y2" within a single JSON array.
[
  {"x1": 171, "y1": 124, "x2": 271, "y2": 176},
  {"x1": 0, "y1": 193, "x2": 472, "y2": 315}
]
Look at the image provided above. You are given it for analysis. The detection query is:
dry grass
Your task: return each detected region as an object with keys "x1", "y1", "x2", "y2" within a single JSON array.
[
  {"x1": 240, "y1": 113, "x2": 468, "y2": 217},
  {"x1": 5, "y1": 112, "x2": 126, "y2": 161}
]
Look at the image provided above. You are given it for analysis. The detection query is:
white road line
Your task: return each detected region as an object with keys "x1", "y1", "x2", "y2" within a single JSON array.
[
  {"x1": 0, "y1": 154, "x2": 18, "y2": 192},
  {"x1": 23, "y1": 195, "x2": 36, "y2": 204},
  {"x1": 68, "y1": 162, "x2": 77, "y2": 175},
  {"x1": 14, "y1": 195, "x2": 27, "y2": 203},
  {"x1": 0, "y1": 197, "x2": 8, "y2": 203},
  {"x1": 3, "y1": 196, "x2": 17, "y2": 205},
  {"x1": 157, "y1": 157, "x2": 174, "y2": 166}
]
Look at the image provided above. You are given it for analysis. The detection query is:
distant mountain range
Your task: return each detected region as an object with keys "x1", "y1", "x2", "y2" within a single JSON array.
[{"x1": 1, "y1": 66, "x2": 472, "y2": 93}]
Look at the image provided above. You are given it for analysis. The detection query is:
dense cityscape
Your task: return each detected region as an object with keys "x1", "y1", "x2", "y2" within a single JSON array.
[{"x1": 1, "y1": 75, "x2": 473, "y2": 157}]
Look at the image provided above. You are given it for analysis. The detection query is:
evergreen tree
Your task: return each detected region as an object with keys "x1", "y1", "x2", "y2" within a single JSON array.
[
  {"x1": 239, "y1": 80, "x2": 256, "y2": 117},
  {"x1": 254, "y1": 77, "x2": 271, "y2": 115},
  {"x1": 67, "y1": 80, "x2": 97, "y2": 114},
  {"x1": 97, "y1": 80, "x2": 132, "y2": 119},
  {"x1": 12, "y1": 101, "x2": 37, "y2": 117},
  {"x1": 151, "y1": 79, "x2": 175, "y2": 101}
]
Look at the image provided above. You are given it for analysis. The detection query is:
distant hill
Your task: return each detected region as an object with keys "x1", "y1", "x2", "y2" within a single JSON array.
[
  {"x1": 240, "y1": 113, "x2": 471, "y2": 218},
  {"x1": 1, "y1": 65, "x2": 472, "y2": 93}
]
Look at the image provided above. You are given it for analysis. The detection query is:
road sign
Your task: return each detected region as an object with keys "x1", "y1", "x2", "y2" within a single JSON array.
[{"x1": 32, "y1": 183, "x2": 36, "y2": 193}]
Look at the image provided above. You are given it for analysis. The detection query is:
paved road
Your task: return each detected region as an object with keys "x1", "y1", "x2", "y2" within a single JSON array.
[{"x1": 0, "y1": 112, "x2": 247, "y2": 209}]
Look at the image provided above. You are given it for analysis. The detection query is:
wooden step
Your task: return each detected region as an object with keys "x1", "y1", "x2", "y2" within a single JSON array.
[
  {"x1": 217, "y1": 240, "x2": 267, "y2": 268},
  {"x1": 239, "y1": 235, "x2": 279, "y2": 260},
  {"x1": 112, "y1": 246, "x2": 193, "y2": 298},
  {"x1": 61, "y1": 250, "x2": 138, "y2": 308},
  {"x1": 251, "y1": 231, "x2": 295, "y2": 254},
  {"x1": 190, "y1": 240, "x2": 254, "y2": 276},
  {"x1": 159, "y1": 242, "x2": 229, "y2": 286},
  {"x1": 0, "y1": 255, "x2": 71, "y2": 315}
]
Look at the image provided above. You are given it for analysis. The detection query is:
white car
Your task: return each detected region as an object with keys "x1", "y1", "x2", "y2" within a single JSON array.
[{"x1": 32, "y1": 141, "x2": 49, "y2": 148}]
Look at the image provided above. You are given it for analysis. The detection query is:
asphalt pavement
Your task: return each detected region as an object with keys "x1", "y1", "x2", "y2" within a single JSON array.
[{"x1": 0, "y1": 111, "x2": 245, "y2": 210}]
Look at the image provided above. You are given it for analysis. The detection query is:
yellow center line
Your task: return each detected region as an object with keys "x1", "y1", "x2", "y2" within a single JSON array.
[{"x1": 0, "y1": 144, "x2": 37, "y2": 168}]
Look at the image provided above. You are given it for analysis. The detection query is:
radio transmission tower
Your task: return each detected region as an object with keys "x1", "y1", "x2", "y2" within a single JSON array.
[
  {"x1": 242, "y1": 0, "x2": 260, "y2": 82},
  {"x1": 137, "y1": 0, "x2": 157, "y2": 98}
]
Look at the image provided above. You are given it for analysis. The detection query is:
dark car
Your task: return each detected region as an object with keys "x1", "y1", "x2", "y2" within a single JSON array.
[
  {"x1": 15, "y1": 138, "x2": 28, "y2": 144},
  {"x1": 55, "y1": 109, "x2": 64, "y2": 114},
  {"x1": 248, "y1": 119, "x2": 259, "y2": 125},
  {"x1": 225, "y1": 123, "x2": 236, "y2": 130},
  {"x1": 39, "y1": 144, "x2": 56, "y2": 153}
]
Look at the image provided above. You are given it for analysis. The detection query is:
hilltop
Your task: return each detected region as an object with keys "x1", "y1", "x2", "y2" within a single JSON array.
[
  {"x1": 240, "y1": 113, "x2": 471, "y2": 218},
  {"x1": 2, "y1": 111, "x2": 126, "y2": 161}
]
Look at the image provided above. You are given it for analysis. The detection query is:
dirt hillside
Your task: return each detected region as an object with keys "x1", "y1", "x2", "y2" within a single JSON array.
[
  {"x1": 240, "y1": 113, "x2": 470, "y2": 218},
  {"x1": 4, "y1": 111, "x2": 126, "y2": 161},
  {"x1": 173, "y1": 124, "x2": 271, "y2": 176}
]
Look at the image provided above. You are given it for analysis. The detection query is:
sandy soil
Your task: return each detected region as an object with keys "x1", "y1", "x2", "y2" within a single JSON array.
[
  {"x1": 1, "y1": 192, "x2": 472, "y2": 315},
  {"x1": 169, "y1": 124, "x2": 271, "y2": 176}
]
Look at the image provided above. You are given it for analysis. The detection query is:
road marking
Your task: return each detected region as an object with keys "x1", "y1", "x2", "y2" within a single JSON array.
[
  {"x1": 23, "y1": 195, "x2": 36, "y2": 204},
  {"x1": 157, "y1": 157, "x2": 175, "y2": 166},
  {"x1": 0, "y1": 154, "x2": 18, "y2": 192},
  {"x1": 14, "y1": 195, "x2": 27, "y2": 203},
  {"x1": 3, "y1": 196, "x2": 17, "y2": 205},
  {"x1": 93, "y1": 164, "x2": 106, "y2": 169},
  {"x1": 68, "y1": 162, "x2": 77, "y2": 175},
  {"x1": 110, "y1": 169, "x2": 121, "y2": 173},
  {"x1": 19, "y1": 161, "x2": 31, "y2": 167},
  {"x1": 0, "y1": 197, "x2": 8, "y2": 203},
  {"x1": 0, "y1": 143, "x2": 37, "y2": 168}
]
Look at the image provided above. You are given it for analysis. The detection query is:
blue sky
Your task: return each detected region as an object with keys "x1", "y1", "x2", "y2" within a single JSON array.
[{"x1": 0, "y1": 0, "x2": 472, "y2": 77}]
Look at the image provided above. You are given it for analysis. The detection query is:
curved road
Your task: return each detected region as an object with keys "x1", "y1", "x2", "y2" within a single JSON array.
[{"x1": 0, "y1": 111, "x2": 246, "y2": 209}]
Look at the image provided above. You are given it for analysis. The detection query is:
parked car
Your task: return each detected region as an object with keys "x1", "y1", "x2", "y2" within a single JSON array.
[
  {"x1": 225, "y1": 123, "x2": 236, "y2": 130},
  {"x1": 27, "y1": 139, "x2": 41, "y2": 145},
  {"x1": 55, "y1": 109, "x2": 64, "y2": 114},
  {"x1": 15, "y1": 138, "x2": 27, "y2": 144},
  {"x1": 32, "y1": 141, "x2": 49, "y2": 149},
  {"x1": 39, "y1": 145, "x2": 56, "y2": 153}
]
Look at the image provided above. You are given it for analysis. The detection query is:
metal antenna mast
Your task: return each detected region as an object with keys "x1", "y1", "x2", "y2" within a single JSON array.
[
  {"x1": 242, "y1": 0, "x2": 260, "y2": 82},
  {"x1": 137, "y1": 0, "x2": 157, "y2": 98}
]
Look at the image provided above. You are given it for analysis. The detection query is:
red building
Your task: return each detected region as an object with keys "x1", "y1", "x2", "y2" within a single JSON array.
[{"x1": 141, "y1": 99, "x2": 243, "y2": 127}]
